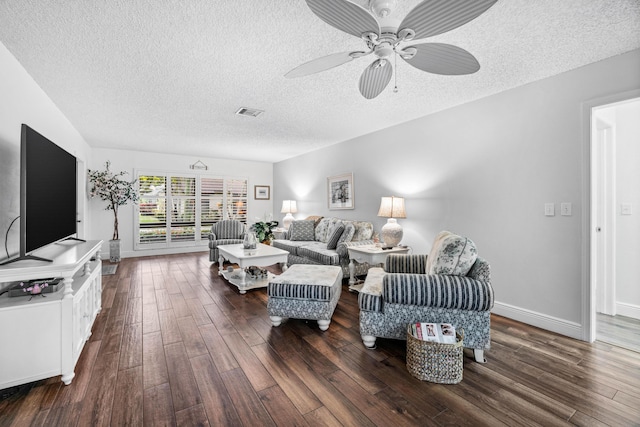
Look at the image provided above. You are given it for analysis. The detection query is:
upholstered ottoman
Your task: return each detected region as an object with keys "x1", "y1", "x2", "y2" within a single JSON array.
[{"x1": 267, "y1": 264, "x2": 343, "y2": 331}]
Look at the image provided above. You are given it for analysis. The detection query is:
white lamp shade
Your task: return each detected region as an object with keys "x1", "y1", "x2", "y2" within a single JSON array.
[
  {"x1": 377, "y1": 196, "x2": 406, "y2": 218},
  {"x1": 281, "y1": 200, "x2": 298, "y2": 214},
  {"x1": 281, "y1": 200, "x2": 297, "y2": 230}
]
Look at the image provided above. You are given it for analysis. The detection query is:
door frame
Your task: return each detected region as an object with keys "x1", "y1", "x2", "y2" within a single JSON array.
[{"x1": 582, "y1": 89, "x2": 640, "y2": 342}]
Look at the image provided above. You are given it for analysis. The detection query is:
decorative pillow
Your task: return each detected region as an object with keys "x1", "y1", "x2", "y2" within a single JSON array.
[
  {"x1": 326, "y1": 224, "x2": 345, "y2": 250},
  {"x1": 337, "y1": 223, "x2": 355, "y2": 245},
  {"x1": 289, "y1": 220, "x2": 315, "y2": 241},
  {"x1": 315, "y1": 217, "x2": 342, "y2": 242},
  {"x1": 351, "y1": 220, "x2": 374, "y2": 241},
  {"x1": 429, "y1": 232, "x2": 478, "y2": 276},
  {"x1": 426, "y1": 231, "x2": 452, "y2": 273},
  {"x1": 305, "y1": 215, "x2": 324, "y2": 228}
]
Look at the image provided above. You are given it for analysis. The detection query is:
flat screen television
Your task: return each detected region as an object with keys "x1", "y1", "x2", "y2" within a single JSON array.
[{"x1": 1, "y1": 124, "x2": 78, "y2": 265}]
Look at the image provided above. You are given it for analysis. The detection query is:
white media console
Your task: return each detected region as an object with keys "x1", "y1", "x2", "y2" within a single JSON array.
[{"x1": 0, "y1": 240, "x2": 103, "y2": 389}]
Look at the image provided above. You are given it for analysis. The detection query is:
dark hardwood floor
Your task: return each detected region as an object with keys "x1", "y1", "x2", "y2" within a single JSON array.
[{"x1": 1, "y1": 252, "x2": 640, "y2": 426}]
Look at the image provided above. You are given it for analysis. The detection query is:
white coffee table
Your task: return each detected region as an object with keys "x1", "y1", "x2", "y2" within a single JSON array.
[
  {"x1": 217, "y1": 243, "x2": 289, "y2": 294},
  {"x1": 347, "y1": 245, "x2": 410, "y2": 291}
]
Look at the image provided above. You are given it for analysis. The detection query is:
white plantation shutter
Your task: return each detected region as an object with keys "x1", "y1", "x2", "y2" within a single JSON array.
[
  {"x1": 138, "y1": 175, "x2": 167, "y2": 244},
  {"x1": 226, "y1": 179, "x2": 248, "y2": 223},
  {"x1": 201, "y1": 178, "x2": 224, "y2": 238},
  {"x1": 170, "y1": 176, "x2": 196, "y2": 242},
  {"x1": 136, "y1": 172, "x2": 248, "y2": 249}
]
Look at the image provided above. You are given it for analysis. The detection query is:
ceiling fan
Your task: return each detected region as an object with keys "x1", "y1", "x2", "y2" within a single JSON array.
[{"x1": 285, "y1": 0, "x2": 497, "y2": 99}]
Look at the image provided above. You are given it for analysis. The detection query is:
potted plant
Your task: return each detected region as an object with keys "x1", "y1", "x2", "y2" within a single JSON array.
[
  {"x1": 88, "y1": 161, "x2": 139, "y2": 262},
  {"x1": 251, "y1": 220, "x2": 279, "y2": 244}
]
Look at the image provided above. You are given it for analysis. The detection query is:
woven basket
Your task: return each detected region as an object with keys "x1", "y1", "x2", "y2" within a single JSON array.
[{"x1": 406, "y1": 325, "x2": 464, "y2": 384}]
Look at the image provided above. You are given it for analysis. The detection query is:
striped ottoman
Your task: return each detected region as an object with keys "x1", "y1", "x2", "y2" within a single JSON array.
[{"x1": 267, "y1": 264, "x2": 343, "y2": 331}]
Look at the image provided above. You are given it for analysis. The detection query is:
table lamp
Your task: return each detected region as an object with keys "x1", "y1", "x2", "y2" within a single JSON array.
[
  {"x1": 377, "y1": 196, "x2": 406, "y2": 247},
  {"x1": 281, "y1": 200, "x2": 298, "y2": 230}
]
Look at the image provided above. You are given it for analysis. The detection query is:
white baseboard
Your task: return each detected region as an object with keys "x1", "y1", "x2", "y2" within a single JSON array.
[
  {"x1": 492, "y1": 301, "x2": 583, "y2": 340},
  {"x1": 616, "y1": 302, "x2": 640, "y2": 320},
  {"x1": 119, "y1": 246, "x2": 208, "y2": 260}
]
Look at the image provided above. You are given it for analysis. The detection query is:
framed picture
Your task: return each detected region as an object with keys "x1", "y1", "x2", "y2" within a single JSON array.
[
  {"x1": 254, "y1": 185, "x2": 270, "y2": 200},
  {"x1": 327, "y1": 173, "x2": 354, "y2": 210}
]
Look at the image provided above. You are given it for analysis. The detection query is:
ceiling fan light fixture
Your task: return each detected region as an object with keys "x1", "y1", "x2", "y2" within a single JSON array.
[
  {"x1": 399, "y1": 47, "x2": 417, "y2": 60},
  {"x1": 369, "y1": 0, "x2": 397, "y2": 18},
  {"x1": 372, "y1": 58, "x2": 388, "y2": 69},
  {"x1": 235, "y1": 107, "x2": 264, "y2": 118},
  {"x1": 397, "y1": 28, "x2": 415, "y2": 42}
]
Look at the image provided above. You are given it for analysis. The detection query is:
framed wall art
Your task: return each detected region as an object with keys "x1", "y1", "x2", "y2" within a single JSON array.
[
  {"x1": 254, "y1": 185, "x2": 270, "y2": 200},
  {"x1": 327, "y1": 173, "x2": 354, "y2": 210}
]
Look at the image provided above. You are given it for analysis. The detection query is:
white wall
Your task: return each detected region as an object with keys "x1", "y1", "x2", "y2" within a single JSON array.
[
  {"x1": 614, "y1": 101, "x2": 640, "y2": 318},
  {"x1": 274, "y1": 49, "x2": 640, "y2": 338},
  {"x1": 0, "y1": 42, "x2": 92, "y2": 264},
  {"x1": 89, "y1": 148, "x2": 273, "y2": 258}
]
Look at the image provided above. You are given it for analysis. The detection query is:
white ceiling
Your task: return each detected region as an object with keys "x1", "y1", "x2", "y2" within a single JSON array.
[{"x1": 1, "y1": 0, "x2": 639, "y2": 163}]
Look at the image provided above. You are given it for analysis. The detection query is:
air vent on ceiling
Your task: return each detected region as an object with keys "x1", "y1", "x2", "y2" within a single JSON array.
[{"x1": 235, "y1": 107, "x2": 264, "y2": 118}]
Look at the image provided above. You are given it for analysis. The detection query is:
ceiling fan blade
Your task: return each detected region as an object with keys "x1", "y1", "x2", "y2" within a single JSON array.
[
  {"x1": 399, "y1": 0, "x2": 497, "y2": 39},
  {"x1": 402, "y1": 43, "x2": 480, "y2": 75},
  {"x1": 359, "y1": 59, "x2": 393, "y2": 99},
  {"x1": 285, "y1": 51, "x2": 361, "y2": 78},
  {"x1": 305, "y1": 0, "x2": 380, "y2": 39}
]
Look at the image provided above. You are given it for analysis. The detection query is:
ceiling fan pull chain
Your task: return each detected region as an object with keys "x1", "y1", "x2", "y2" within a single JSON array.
[{"x1": 393, "y1": 53, "x2": 398, "y2": 93}]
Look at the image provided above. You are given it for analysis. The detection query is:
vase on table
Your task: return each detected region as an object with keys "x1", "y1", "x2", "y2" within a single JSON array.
[{"x1": 243, "y1": 231, "x2": 257, "y2": 250}]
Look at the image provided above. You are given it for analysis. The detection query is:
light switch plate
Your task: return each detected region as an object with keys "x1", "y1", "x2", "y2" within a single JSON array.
[
  {"x1": 545, "y1": 203, "x2": 555, "y2": 216},
  {"x1": 621, "y1": 203, "x2": 632, "y2": 215},
  {"x1": 561, "y1": 202, "x2": 572, "y2": 216}
]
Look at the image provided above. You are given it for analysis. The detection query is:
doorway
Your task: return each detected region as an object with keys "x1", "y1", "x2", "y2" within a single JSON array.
[{"x1": 589, "y1": 95, "x2": 640, "y2": 352}]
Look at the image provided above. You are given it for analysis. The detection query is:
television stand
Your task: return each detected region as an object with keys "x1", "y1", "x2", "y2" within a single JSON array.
[
  {"x1": 0, "y1": 254, "x2": 53, "y2": 265},
  {"x1": 0, "y1": 240, "x2": 103, "y2": 388},
  {"x1": 61, "y1": 237, "x2": 86, "y2": 243}
]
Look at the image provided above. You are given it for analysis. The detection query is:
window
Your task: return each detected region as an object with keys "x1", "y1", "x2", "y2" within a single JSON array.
[{"x1": 136, "y1": 172, "x2": 247, "y2": 249}]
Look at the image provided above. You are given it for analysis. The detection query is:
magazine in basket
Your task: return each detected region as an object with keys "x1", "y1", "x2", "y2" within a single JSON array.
[{"x1": 410, "y1": 323, "x2": 456, "y2": 344}]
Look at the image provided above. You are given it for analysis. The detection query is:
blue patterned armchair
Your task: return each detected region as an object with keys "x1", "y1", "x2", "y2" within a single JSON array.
[
  {"x1": 358, "y1": 231, "x2": 494, "y2": 363},
  {"x1": 208, "y1": 220, "x2": 246, "y2": 262}
]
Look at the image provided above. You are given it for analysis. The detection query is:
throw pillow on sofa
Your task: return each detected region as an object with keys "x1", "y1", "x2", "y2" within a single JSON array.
[
  {"x1": 429, "y1": 231, "x2": 478, "y2": 276},
  {"x1": 337, "y1": 222, "x2": 355, "y2": 245},
  {"x1": 426, "y1": 230, "x2": 452, "y2": 273},
  {"x1": 326, "y1": 224, "x2": 345, "y2": 249},
  {"x1": 289, "y1": 220, "x2": 315, "y2": 241}
]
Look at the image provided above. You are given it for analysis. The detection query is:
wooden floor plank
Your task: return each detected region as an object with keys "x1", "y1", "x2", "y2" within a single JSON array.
[
  {"x1": 219, "y1": 368, "x2": 276, "y2": 427},
  {"x1": 189, "y1": 354, "x2": 243, "y2": 426},
  {"x1": 252, "y1": 342, "x2": 323, "y2": 414},
  {"x1": 175, "y1": 403, "x2": 210, "y2": 427},
  {"x1": 75, "y1": 350, "x2": 120, "y2": 426},
  {"x1": 164, "y1": 342, "x2": 201, "y2": 412},
  {"x1": 158, "y1": 308, "x2": 182, "y2": 345},
  {"x1": 176, "y1": 315, "x2": 208, "y2": 358},
  {"x1": 142, "y1": 331, "x2": 169, "y2": 390},
  {"x1": 143, "y1": 383, "x2": 176, "y2": 427},
  {"x1": 142, "y1": 301, "x2": 161, "y2": 334},
  {"x1": 111, "y1": 366, "x2": 143, "y2": 427},
  {"x1": 197, "y1": 324, "x2": 240, "y2": 373},
  {"x1": 258, "y1": 385, "x2": 311, "y2": 427},
  {"x1": 119, "y1": 322, "x2": 143, "y2": 370},
  {"x1": 284, "y1": 353, "x2": 375, "y2": 427},
  {"x1": 221, "y1": 332, "x2": 277, "y2": 392}
]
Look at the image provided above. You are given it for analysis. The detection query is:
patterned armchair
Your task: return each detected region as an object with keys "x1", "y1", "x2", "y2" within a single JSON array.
[
  {"x1": 208, "y1": 220, "x2": 246, "y2": 262},
  {"x1": 358, "y1": 231, "x2": 494, "y2": 363}
]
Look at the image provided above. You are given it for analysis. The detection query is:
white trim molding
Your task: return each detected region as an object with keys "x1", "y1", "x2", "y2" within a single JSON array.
[
  {"x1": 492, "y1": 301, "x2": 583, "y2": 340},
  {"x1": 616, "y1": 302, "x2": 640, "y2": 321}
]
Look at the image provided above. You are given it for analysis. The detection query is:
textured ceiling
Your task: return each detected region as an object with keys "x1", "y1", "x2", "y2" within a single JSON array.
[{"x1": 1, "y1": 0, "x2": 639, "y2": 163}]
